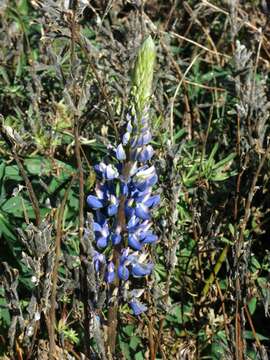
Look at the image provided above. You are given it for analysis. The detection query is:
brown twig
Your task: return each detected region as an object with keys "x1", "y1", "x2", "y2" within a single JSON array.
[
  {"x1": 244, "y1": 304, "x2": 262, "y2": 350},
  {"x1": 153, "y1": 272, "x2": 172, "y2": 358},
  {"x1": 234, "y1": 145, "x2": 270, "y2": 360},
  {"x1": 215, "y1": 279, "x2": 230, "y2": 343},
  {"x1": 49, "y1": 176, "x2": 75, "y2": 359},
  {"x1": 183, "y1": 1, "x2": 222, "y2": 65},
  {"x1": 164, "y1": 31, "x2": 230, "y2": 59},
  {"x1": 13, "y1": 152, "x2": 41, "y2": 226},
  {"x1": 77, "y1": 37, "x2": 119, "y2": 138},
  {"x1": 0, "y1": 125, "x2": 41, "y2": 227},
  {"x1": 74, "y1": 105, "x2": 92, "y2": 360},
  {"x1": 68, "y1": 7, "x2": 92, "y2": 357},
  {"x1": 147, "y1": 316, "x2": 156, "y2": 360}
]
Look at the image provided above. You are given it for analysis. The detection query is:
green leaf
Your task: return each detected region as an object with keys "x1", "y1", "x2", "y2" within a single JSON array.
[
  {"x1": 219, "y1": 236, "x2": 234, "y2": 245},
  {"x1": 123, "y1": 325, "x2": 135, "y2": 337},
  {"x1": 228, "y1": 223, "x2": 235, "y2": 236},
  {"x1": 0, "y1": 297, "x2": 11, "y2": 327},
  {"x1": 0, "y1": 66, "x2": 10, "y2": 84},
  {"x1": 0, "y1": 212, "x2": 16, "y2": 240},
  {"x1": 173, "y1": 128, "x2": 187, "y2": 141},
  {"x1": 250, "y1": 256, "x2": 261, "y2": 271},
  {"x1": 208, "y1": 143, "x2": 219, "y2": 163},
  {"x1": 135, "y1": 351, "x2": 144, "y2": 360},
  {"x1": 18, "y1": 0, "x2": 29, "y2": 15},
  {"x1": 129, "y1": 336, "x2": 141, "y2": 351},
  {"x1": 1, "y1": 195, "x2": 32, "y2": 218},
  {"x1": 119, "y1": 340, "x2": 131, "y2": 360},
  {"x1": 166, "y1": 305, "x2": 182, "y2": 323},
  {"x1": 4, "y1": 165, "x2": 22, "y2": 181},
  {"x1": 212, "y1": 152, "x2": 236, "y2": 170},
  {"x1": 1, "y1": 195, "x2": 49, "y2": 219},
  {"x1": 244, "y1": 330, "x2": 269, "y2": 341},
  {"x1": 201, "y1": 70, "x2": 228, "y2": 82},
  {"x1": 24, "y1": 157, "x2": 52, "y2": 176},
  {"x1": 0, "y1": 162, "x2": 5, "y2": 180},
  {"x1": 211, "y1": 342, "x2": 225, "y2": 358},
  {"x1": 248, "y1": 297, "x2": 257, "y2": 315},
  {"x1": 15, "y1": 53, "x2": 26, "y2": 78},
  {"x1": 68, "y1": 191, "x2": 79, "y2": 210},
  {"x1": 47, "y1": 166, "x2": 75, "y2": 194},
  {"x1": 211, "y1": 172, "x2": 232, "y2": 181}
]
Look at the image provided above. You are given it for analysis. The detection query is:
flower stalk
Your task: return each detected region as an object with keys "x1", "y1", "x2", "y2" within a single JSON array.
[{"x1": 87, "y1": 36, "x2": 158, "y2": 356}]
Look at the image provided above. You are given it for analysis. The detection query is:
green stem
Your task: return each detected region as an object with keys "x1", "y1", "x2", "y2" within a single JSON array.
[{"x1": 202, "y1": 245, "x2": 229, "y2": 297}]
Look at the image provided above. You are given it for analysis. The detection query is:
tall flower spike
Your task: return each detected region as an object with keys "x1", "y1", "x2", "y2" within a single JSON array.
[{"x1": 87, "y1": 36, "x2": 158, "y2": 317}]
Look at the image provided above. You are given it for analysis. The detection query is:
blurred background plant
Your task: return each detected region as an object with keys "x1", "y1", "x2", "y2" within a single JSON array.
[{"x1": 0, "y1": 0, "x2": 270, "y2": 359}]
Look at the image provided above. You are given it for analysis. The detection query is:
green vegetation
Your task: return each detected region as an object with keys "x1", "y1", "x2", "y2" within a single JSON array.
[{"x1": 0, "y1": 0, "x2": 270, "y2": 359}]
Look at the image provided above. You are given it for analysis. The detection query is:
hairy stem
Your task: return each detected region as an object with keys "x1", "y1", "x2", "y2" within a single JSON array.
[{"x1": 107, "y1": 161, "x2": 132, "y2": 356}]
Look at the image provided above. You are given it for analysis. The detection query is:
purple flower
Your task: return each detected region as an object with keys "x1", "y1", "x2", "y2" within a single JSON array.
[
  {"x1": 140, "y1": 231, "x2": 158, "y2": 244},
  {"x1": 137, "y1": 145, "x2": 154, "y2": 162},
  {"x1": 93, "y1": 251, "x2": 106, "y2": 272},
  {"x1": 135, "y1": 203, "x2": 150, "y2": 220},
  {"x1": 87, "y1": 195, "x2": 104, "y2": 209},
  {"x1": 106, "y1": 261, "x2": 115, "y2": 283},
  {"x1": 86, "y1": 108, "x2": 159, "y2": 315},
  {"x1": 144, "y1": 194, "x2": 160, "y2": 208},
  {"x1": 131, "y1": 130, "x2": 152, "y2": 148},
  {"x1": 112, "y1": 225, "x2": 122, "y2": 245},
  {"x1": 128, "y1": 233, "x2": 142, "y2": 251},
  {"x1": 93, "y1": 221, "x2": 110, "y2": 248},
  {"x1": 94, "y1": 163, "x2": 119, "y2": 180},
  {"x1": 107, "y1": 194, "x2": 119, "y2": 216},
  {"x1": 118, "y1": 264, "x2": 130, "y2": 281},
  {"x1": 129, "y1": 299, "x2": 148, "y2": 316},
  {"x1": 116, "y1": 144, "x2": 126, "y2": 161},
  {"x1": 131, "y1": 261, "x2": 153, "y2": 277}
]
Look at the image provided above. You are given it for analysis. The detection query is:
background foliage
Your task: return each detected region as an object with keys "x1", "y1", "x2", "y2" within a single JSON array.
[{"x1": 0, "y1": 0, "x2": 270, "y2": 359}]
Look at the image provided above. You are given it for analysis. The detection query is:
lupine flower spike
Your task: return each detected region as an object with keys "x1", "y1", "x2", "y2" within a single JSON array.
[{"x1": 87, "y1": 36, "x2": 158, "y2": 316}]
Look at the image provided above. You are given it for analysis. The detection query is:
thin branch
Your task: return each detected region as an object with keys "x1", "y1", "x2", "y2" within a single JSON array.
[
  {"x1": 0, "y1": 125, "x2": 41, "y2": 226},
  {"x1": 49, "y1": 176, "x2": 75, "y2": 359},
  {"x1": 164, "y1": 31, "x2": 230, "y2": 59},
  {"x1": 78, "y1": 37, "x2": 119, "y2": 138}
]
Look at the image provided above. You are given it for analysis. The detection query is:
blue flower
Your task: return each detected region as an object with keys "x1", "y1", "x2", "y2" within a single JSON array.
[
  {"x1": 140, "y1": 231, "x2": 158, "y2": 244},
  {"x1": 144, "y1": 194, "x2": 160, "y2": 208},
  {"x1": 131, "y1": 130, "x2": 152, "y2": 148},
  {"x1": 118, "y1": 264, "x2": 130, "y2": 281},
  {"x1": 112, "y1": 225, "x2": 122, "y2": 245},
  {"x1": 133, "y1": 166, "x2": 158, "y2": 191},
  {"x1": 129, "y1": 299, "x2": 148, "y2": 316},
  {"x1": 87, "y1": 108, "x2": 159, "y2": 316},
  {"x1": 137, "y1": 145, "x2": 154, "y2": 162},
  {"x1": 94, "y1": 162, "x2": 119, "y2": 180},
  {"x1": 107, "y1": 194, "x2": 119, "y2": 216},
  {"x1": 93, "y1": 220, "x2": 110, "y2": 248},
  {"x1": 106, "y1": 261, "x2": 115, "y2": 283},
  {"x1": 131, "y1": 261, "x2": 153, "y2": 277},
  {"x1": 116, "y1": 144, "x2": 126, "y2": 161},
  {"x1": 128, "y1": 233, "x2": 142, "y2": 251},
  {"x1": 87, "y1": 195, "x2": 104, "y2": 209},
  {"x1": 93, "y1": 251, "x2": 106, "y2": 272},
  {"x1": 135, "y1": 203, "x2": 150, "y2": 220}
]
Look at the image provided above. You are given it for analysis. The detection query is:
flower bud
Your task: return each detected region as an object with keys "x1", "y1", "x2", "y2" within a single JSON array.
[{"x1": 132, "y1": 36, "x2": 156, "y2": 119}]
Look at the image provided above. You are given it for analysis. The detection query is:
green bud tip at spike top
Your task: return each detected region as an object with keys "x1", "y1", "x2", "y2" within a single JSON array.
[{"x1": 132, "y1": 35, "x2": 156, "y2": 118}]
